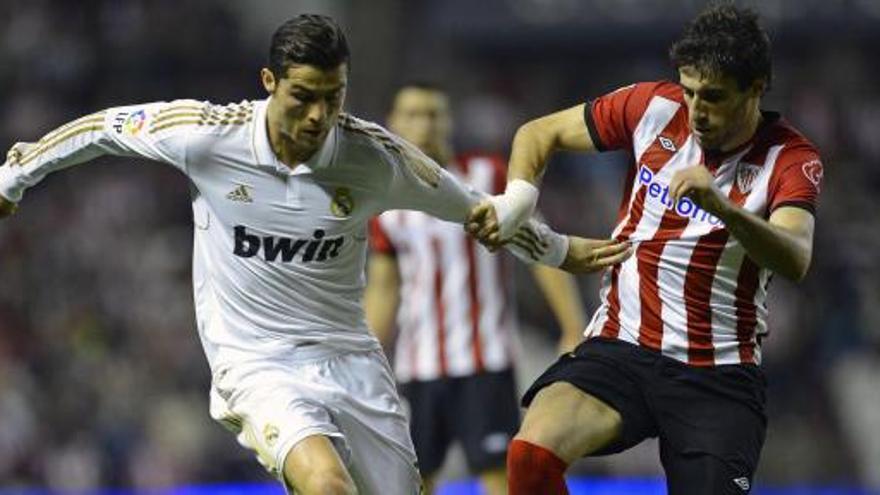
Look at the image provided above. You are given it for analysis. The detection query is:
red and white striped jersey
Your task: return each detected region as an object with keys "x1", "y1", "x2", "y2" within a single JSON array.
[
  {"x1": 584, "y1": 81, "x2": 824, "y2": 366},
  {"x1": 370, "y1": 155, "x2": 516, "y2": 382}
]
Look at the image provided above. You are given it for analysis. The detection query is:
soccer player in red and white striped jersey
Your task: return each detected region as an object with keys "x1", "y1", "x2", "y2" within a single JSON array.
[
  {"x1": 467, "y1": 5, "x2": 823, "y2": 495},
  {"x1": 365, "y1": 84, "x2": 587, "y2": 495}
]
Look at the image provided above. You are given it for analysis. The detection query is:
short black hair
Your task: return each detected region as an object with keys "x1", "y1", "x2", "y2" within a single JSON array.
[
  {"x1": 669, "y1": 3, "x2": 772, "y2": 90},
  {"x1": 268, "y1": 14, "x2": 350, "y2": 78}
]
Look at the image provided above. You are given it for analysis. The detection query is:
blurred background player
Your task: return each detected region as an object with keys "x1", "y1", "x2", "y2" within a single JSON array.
[
  {"x1": 468, "y1": 4, "x2": 824, "y2": 494},
  {"x1": 364, "y1": 83, "x2": 587, "y2": 495}
]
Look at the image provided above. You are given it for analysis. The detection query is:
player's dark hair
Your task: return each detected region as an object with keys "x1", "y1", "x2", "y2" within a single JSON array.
[
  {"x1": 268, "y1": 14, "x2": 349, "y2": 78},
  {"x1": 669, "y1": 3, "x2": 772, "y2": 90}
]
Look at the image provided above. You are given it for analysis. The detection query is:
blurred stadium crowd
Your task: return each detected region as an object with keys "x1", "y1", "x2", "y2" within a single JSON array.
[{"x1": 1, "y1": 0, "x2": 879, "y2": 490}]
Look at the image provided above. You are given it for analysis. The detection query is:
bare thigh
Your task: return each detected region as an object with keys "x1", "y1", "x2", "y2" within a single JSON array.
[{"x1": 516, "y1": 382, "x2": 623, "y2": 463}]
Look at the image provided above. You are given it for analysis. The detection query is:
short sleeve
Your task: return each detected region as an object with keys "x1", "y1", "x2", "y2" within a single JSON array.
[
  {"x1": 586, "y1": 82, "x2": 667, "y2": 152},
  {"x1": 768, "y1": 146, "x2": 824, "y2": 215}
]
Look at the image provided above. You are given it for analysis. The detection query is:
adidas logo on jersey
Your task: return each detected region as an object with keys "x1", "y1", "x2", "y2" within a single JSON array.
[
  {"x1": 233, "y1": 226, "x2": 344, "y2": 263},
  {"x1": 226, "y1": 184, "x2": 253, "y2": 203}
]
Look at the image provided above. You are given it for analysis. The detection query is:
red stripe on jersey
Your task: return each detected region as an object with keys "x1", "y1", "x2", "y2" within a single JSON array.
[
  {"x1": 684, "y1": 229, "x2": 729, "y2": 365},
  {"x1": 464, "y1": 238, "x2": 485, "y2": 373},
  {"x1": 636, "y1": 241, "x2": 664, "y2": 350},
  {"x1": 431, "y1": 238, "x2": 448, "y2": 377},
  {"x1": 734, "y1": 257, "x2": 760, "y2": 363},
  {"x1": 600, "y1": 265, "x2": 622, "y2": 339}
]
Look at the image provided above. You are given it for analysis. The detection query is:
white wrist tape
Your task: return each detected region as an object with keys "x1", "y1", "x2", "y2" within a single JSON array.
[{"x1": 488, "y1": 179, "x2": 539, "y2": 239}]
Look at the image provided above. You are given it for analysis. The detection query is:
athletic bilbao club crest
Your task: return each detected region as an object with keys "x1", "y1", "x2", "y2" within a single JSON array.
[
  {"x1": 330, "y1": 187, "x2": 355, "y2": 218},
  {"x1": 802, "y1": 159, "x2": 823, "y2": 190},
  {"x1": 736, "y1": 162, "x2": 762, "y2": 193}
]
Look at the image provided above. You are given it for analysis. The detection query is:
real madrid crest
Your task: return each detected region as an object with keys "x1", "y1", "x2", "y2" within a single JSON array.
[
  {"x1": 330, "y1": 187, "x2": 355, "y2": 218},
  {"x1": 735, "y1": 162, "x2": 762, "y2": 194},
  {"x1": 263, "y1": 423, "x2": 279, "y2": 446}
]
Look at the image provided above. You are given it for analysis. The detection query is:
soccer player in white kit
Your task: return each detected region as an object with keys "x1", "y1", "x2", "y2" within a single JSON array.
[{"x1": 0, "y1": 14, "x2": 631, "y2": 495}]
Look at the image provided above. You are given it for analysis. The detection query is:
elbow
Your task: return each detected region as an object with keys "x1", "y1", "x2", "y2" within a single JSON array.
[
  {"x1": 784, "y1": 249, "x2": 813, "y2": 283},
  {"x1": 791, "y1": 260, "x2": 811, "y2": 283},
  {"x1": 514, "y1": 120, "x2": 540, "y2": 145}
]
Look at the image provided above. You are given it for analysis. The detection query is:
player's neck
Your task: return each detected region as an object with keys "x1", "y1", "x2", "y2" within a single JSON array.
[
  {"x1": 720, "y1": 104, "x2": 763, "y2": 154},
  {"x1": 266, "y1": 121, "x2": 317, "y2": 167}
]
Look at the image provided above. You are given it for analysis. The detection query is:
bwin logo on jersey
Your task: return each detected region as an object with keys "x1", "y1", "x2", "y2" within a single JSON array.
[{"x1": 234, "y1": 226, "x2": 344, "y2": 263}]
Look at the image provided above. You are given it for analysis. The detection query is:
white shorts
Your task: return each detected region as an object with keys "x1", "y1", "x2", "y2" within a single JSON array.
[{"x1": 209, "y1": 347, "x2": 422, "y2": 494}]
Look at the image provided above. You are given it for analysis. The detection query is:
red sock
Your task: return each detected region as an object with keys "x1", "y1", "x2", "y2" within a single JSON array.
[{"x1": 507, "y1": 438, "x2": 569, "y2": 495}]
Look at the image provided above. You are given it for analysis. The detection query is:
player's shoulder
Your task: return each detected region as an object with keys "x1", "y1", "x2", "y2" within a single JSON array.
[
  {"x1": 139, "y1": 99, "x2": 257, "y2": 138},
  {"x1": 456, "y1": 152, "x2": 507, "y2": 192},
  {"x1": 456, "y1": 152, "x2": 506, "y2": 173},
  {"x1": 601, "y1": 80, "x2": 683, "y2": 103},
  {"x1": 762, "y1": 113, "x2": 822, "y2": 165},
  {"x1": 335, "y1": 113, "x2": 400, "y2": 156}
]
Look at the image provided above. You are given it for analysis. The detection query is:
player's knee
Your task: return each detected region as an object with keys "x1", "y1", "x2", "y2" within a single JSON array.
[{"x1": 516, "y1": 386, "x2": 622, "y2": 460}]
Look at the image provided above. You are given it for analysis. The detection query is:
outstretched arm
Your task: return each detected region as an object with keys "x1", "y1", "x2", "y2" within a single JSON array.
[
  {"x1": 467, "y1": 104, "x2": 597, "y2": 244},
  {"x1": 347, "y1": 114, "x2": 571, "y2": 268},
  {"x1": 0, "y1": 101, "x2": 200, "y2": 211}
]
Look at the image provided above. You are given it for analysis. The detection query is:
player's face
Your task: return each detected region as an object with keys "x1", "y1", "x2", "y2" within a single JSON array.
[
  {"x1": 387, "y1": 87, "x2": 452, "y2": 162},
  {"x1": 262, "y1": 63, "x2": 347, "y2": 159},
  {"x1": 678, "y1": 66, "x2": 763, "y2": 153}
]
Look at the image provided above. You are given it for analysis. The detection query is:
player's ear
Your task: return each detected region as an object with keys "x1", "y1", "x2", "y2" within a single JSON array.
[
  {"x1": 749, "y1": 77, "x2": 767, "y2": 97},
  {"x1": 261, "y1": 68, "x2": 277, "y2": 94}
]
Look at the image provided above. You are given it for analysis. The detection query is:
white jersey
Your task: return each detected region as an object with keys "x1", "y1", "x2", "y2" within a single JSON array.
[{"x1": 0, "y1": 98, "x2": 566, "y2": 374}]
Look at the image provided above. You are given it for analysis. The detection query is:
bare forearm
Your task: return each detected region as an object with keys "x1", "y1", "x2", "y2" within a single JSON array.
[
  {"x1": 507, "y1": 104, "x2": 595, "y2": 184},
  {"x1": 719, "y1": 205, "x2": 813, "y2": 281}
]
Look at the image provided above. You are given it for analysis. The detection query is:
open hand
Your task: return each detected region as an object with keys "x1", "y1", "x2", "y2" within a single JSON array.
[{"x1": 560, "y1": 237, "x2": 633, "y2": 273}]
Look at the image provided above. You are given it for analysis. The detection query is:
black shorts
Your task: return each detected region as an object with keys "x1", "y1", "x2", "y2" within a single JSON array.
[
  {"x1": 522, "y1": 337, "x2": 767, "y2": 495},
  {"x1": 399, "y1": 369, "x2": 520, "y2": 475}
]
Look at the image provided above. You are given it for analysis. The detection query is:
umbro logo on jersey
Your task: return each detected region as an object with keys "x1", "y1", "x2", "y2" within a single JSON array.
[
  {"x1": 226, "y1": 184, "x2": 253, "y2": 203},
  {"x1": 234, "y1": 226, "x2": 344, "y2": 263},
  {"x1": 732, "y1": 476, "x2": 751, "y2": 491},
  {"x1": 658, "y1": 136, "x2": 677, "y2": 152}
]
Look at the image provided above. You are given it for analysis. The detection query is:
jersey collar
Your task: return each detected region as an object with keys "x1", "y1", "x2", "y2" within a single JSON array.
[{"x1": 251, "y1": 97, "x2": 336, "y2": 175}]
